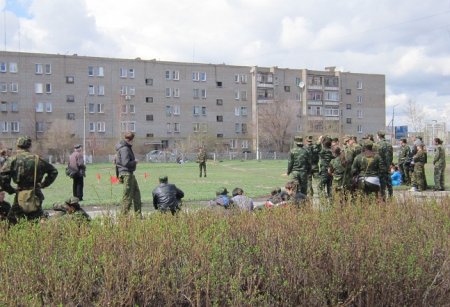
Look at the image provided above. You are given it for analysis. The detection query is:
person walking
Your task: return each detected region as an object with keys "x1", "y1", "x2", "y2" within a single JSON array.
[
  {"x1": 433, "y1": 138, "x2": 446, "y2": 191},
  {"x1": 68, "y1": 144, "x2": 86, "y2": 201},
  {"x1": 152, "y1": 176, "x2": 184, "y2": 215},
  {"x1": 196, "y1": 147, "x2": 207, "y2": 177},
  {"x1": 115, "y1": 132, "x2": 142, "y2": 216},
  {"x1": 0, "y1": 136, "x2": 58, "y2": 224}
]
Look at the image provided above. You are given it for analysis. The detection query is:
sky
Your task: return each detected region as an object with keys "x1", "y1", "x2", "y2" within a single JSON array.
[{"x1": 1, "y1": 0, "x2": 450, "y2": 130}]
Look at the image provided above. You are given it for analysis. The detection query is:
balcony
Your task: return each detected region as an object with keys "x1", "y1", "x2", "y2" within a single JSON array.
[
  {"x1": 257, "y1": 82, "x2": 274, "y2": 88},
  {"x1": 307, "y1": 100, "x2": 323, "y2": 106}
]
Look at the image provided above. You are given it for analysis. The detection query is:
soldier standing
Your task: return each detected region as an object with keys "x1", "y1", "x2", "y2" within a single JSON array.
[
  {"x1": 196, "y1": 147, "x2": 207, "y2": 177},
  {"x1": 376, "y1": 131, "x2": 393, "y2": 198},
  {"x1": 0, "y1": 136, "x2": 58, "y2": 224},
  {"x1": 318, "y1": 136, "x2": 334, "y2": 197},
  {"x1": 115, "y1": 132, "x2": 142, "y2": 216},
  {"x1": 398, "y1": 138, "x2": 411, "y2": 185},
  {"x1": 306, "y1": 136, "x2": 320, "y2": 196},
  {"x1": 433, "y1": 138, "x2": 446, "y2": 191},
  {"x1": 410, "y1": 144, "x2": 427, "y2": 192},
  {"x1": 286, "y1": 136, "x2": 311, "y2": 195},
  {"x1": 329, "y1": 147, "x2": 348, "y2": 197},
  {"x1": 351, "y1": 140, "x2": 383, "y2": 197}
]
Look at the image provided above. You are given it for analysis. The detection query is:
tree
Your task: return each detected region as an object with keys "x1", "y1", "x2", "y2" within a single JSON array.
[
  {"x1": 258, "y1": 100, "x2": 298, "y2": 152},
  {"x1": 404, "y1": 99, "x2": 424, "y2": 133},
  {"x1": 42, "y1": 119, "x2": 77, "y2": 163}
]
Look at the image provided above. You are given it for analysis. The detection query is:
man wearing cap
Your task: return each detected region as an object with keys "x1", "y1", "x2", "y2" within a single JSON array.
[
  {"x1": 287, "y1": 136, "x2": 311, "y2": 195},
  {"x1": 318, "y1": 136, "x2": 334, "y2": 197},
  {"x1": 152, "y1": 176, "x2": 184, "y2": 215},
  {"x1": 196, "y1": 146, "x2": 207, "y2": 177},
  {"x1": 68, "y1": 144, "x2": 86, "y2": 201},
  {"x1": 398, "y1": 138, "x2": 411, "y2": 185},
  {"x1": 53, "y1": 196, "x2": 90, "y2": 221},
  {"x1": 305, "y1": 135, "x2": 320, "y2": 196},
  {"x1": 115, "y1": 132, "x2": 142, "y2": 216},
  {"x1": 376, "y1": 131, "x2": 393, "y2": 198},
  {"x1": 0, "y1": 136, "x2": 58, "y2": 224}
]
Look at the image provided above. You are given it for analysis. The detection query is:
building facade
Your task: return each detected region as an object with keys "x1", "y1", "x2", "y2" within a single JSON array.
[{"x1": 0, "y1": 51, "x2": 385, "y2": 155}]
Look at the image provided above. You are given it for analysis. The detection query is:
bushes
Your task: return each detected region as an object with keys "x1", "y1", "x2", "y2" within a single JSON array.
[{"x1": 1, "y1": 197, "x2": 449, "y2": 305}]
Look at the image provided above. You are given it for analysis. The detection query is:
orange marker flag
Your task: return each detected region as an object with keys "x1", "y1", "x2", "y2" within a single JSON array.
[
  {"x1": 144, "y1": 172, "x2": 149, "y2": 181},
  {"x1": 110, "y1": 176, "x2": 119, "y2": 184},
  {"x1": 96, "y1": 173, "x2": 101, "y2": 183}
]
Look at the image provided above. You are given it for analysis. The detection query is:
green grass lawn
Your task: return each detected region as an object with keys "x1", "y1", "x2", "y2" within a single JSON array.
[{"x1": 3, "y1": 159, "x2": 448, "y2": 208}]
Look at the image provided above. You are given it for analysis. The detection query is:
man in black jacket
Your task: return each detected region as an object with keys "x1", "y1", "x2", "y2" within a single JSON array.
[{"x1": 152, "y1": 176, "x2": 184, "y2": 215}]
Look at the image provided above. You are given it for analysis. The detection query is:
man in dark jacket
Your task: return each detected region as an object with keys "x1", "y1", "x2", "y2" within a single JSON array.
[
  {"x1": 68, "y1": 144, "x2": 86, "y2": 201},
  {"x1": 115, "y1": 132, "x2": 141, "y2": 216},
  {"x1": 152, "y1": 176, "x2": 184, "y2": 215}
]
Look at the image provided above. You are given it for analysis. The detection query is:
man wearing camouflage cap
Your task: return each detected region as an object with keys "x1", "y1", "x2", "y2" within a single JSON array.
[
  {"x1": 305, "y1": 135, "x2": 320, "y2": 196},
  {"x1": 286, "y1": 136, "x2": 311, "y2": 195},
  {"x1": 376, "y1": 131, "x2": 393, "y2": 198},
  {"x1": 0, "y1": 136, "x2": 58, "y2": 224},
  {"x1": 52, "y1": 196, "x2": 90, "y2": 221}
]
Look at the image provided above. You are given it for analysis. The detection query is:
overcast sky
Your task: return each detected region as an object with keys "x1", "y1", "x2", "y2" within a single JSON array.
[{"x1": 1, "y1": 0, "x2": 450, "y2": 130}]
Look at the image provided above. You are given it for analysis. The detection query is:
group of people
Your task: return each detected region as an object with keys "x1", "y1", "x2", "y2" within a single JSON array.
[{"x1": 285, "y1": 132, "x2": 446, "y2": 201}]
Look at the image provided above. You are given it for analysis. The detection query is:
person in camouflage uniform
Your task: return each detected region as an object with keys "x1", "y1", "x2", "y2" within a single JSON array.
[
  {"x1": 351, "y1": 140, "x2": 383, "y2": 197},
  {"x1": 196, "y1": 147, "x2": 207, "y2": 177},
  {"x1": 410, "y1": 144, "x2": 427, "y2": 191},
  {"x1": 287, "y1": 136, "x2": 311, "y2": 195},
  {"x1": 52, "y1": 196, "x2": 90, "y2": 221},
  {"x1": 306, "y1": 135, "x2": 320, "y2": 196},
  {"x1": 115, "y1": 132, "x2": 142, "y2": 216},
  {"x1": 375, "y1": 131, "x2": 393, "y2": 198},
  {"x1": 0, "y1": 190, "x2": 11, "y2": 221},
  {"x1": 318, "y1": 136, "x2": 333, "y2": 197},
  {"x1": 0, "y1": 136, "x2": 58, "y2": 224},
  {"x1": 433, "y1": 138, "x2": 446, "y2": 191},
  {"x1": 398, "y1": 138, "x2": 411, "y2": 185},
  {"x1": 328, "y1": 147, "x2": 348, "y2": 198}
]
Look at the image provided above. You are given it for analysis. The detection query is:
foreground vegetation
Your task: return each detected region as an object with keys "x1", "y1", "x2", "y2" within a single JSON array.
[{"x1": 1, "y1": 195, "x2": 449, "y2": 306}]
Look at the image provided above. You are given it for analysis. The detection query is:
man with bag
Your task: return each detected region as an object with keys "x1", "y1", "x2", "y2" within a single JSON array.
[
  {"x1": 0, "y1": 136, "x2": 58, "y2": 224},
  {"x1": 68, "y1": 144, "x2": 86, "y2": 201}
]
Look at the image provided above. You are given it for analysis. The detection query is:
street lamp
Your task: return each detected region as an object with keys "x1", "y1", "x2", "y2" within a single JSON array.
[{"x1": 391, "y1": 104, "x2": 399, "y2": 145}]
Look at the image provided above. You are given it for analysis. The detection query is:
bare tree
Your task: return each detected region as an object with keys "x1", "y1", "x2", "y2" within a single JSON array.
[
  {"x1": 42, "y1": 119, "x2": 77, "y2": 163},
  {"x1": 258, "y1": 100, "x2": 298, "y2": 152},
  {"x1": 404, "y1": 99, "x2": 424, "y2": 133}
]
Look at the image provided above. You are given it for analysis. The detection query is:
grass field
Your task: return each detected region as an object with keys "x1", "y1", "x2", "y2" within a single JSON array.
[{"x1": 3, "y1": 159, "x2": 449, "y2": 209}]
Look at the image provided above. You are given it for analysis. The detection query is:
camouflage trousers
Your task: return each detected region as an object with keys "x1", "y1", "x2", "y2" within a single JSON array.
[
  {"x1": 379, "y1": 171, "x2": 393, "y2": 198},
  {"x1": 412, "y1": 163, "x2": 426, "y2": 191},
  {"x1": 199, "y1": 162, "x2": 207, "y2": 177},
  {"x1": 120, "y1": 174, "x2": 142, "y2": 215},
  {"x1": 290, "y1": 171, "x2": 309, "y2": 195},
  {"x1": 307, "y1": 169, "x2": 319, "y2": 197},
  {"x1": 318, "y1": 171, "x2": 332, "y2": 197},
  {"x1": 399, "y1": 163, "x2": 411, "y2": 185},
  {"x1": 7, "y1": 189, "x2": 46, "y2": 225},
  {"x1": 434, "y1": 165, "x2": 445, "y2": 190}
]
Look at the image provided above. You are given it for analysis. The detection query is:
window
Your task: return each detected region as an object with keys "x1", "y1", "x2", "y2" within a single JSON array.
[
  {"x1": 308, "y1": 106, "x2": 322, "y2": 116},
  {"x1": 234, "y1": 90, "x2": 240, "y2": 100},
  {"x1": 88, "y1": 66, "x2": 94, "y2": 76},
  {"x1": 324, "y1": 91, "x2": 339, "y2": 101},
  {"x1": 217, "y1": 133, "x2": 223, "y2": 138},
  {"x1": 240, "y1": 74, "x2": 248, "y2": 83},
  {"x1": 146, "y1": 114, "x2": 154, "y2": 121},
  {"x1": 35, "y1": 64, "x2": 43, "y2": 74},
  {"x1": 165, "y1": 70, "x2": 171, "y2": 80},
  {"x1": 324, "y1": 76, "x2": 339, "y2": 87},
  {"x1": 193, "y1": 123, "x2": 200, "y2": 132},
  {"x1": 45, "y1": 64, "x2": 51, "y2": 74},
  {"x1": 172, "y1": 70, "x2": 179, "y2": 80},
  {"x1": 67, "y1": 113, "x2": 75, "y2": 120},
  {"x1": 357, "y1": 125, "x2": 363, "y2": 133},
  {"x1": 97, "y1": 103, "x2": 104, "y2": 113},
  {"x1": 1, "y1": 121, "x2": 8, "y2": 132},
  {"x1": 88, "y1": 103, "x2": 95, "y2": 113},
  {"x1": 217, "y1": 115, "x2": 223, "y2": 122},
  {"x1": 216, "y1": 81, "x2": 222, "y2": 87},
  {"x1": 173, "y1": 105, "x2": 180, "y2": 115},
  {"x1": 295, "y1": 93, "x2": 301, "y2": 101},
  {"x1": 89, "y1": 122, "x2": 95, "y2": 132},
  {"x1": 240, "y1": 107, "x2": 248, "y2": 116},
  {"x1": 346, "y1": 118, "x2": 352, "y2": 124},
  {"x1": 284, "y1": 86, "x2": 290, "y2": 92},
  {"x1": 145, "y1": 78, "x2": 153, "y2": 85},
  {"x1": 324, "y1": 107, "x2": 339, "y2": 117},
  {"x1": 241, "y1": 140, "x2": 249, "y2": 149},
  {"x1": 35, "y1": 83, "x2": 43, "y2": 94},
  {"x1": 234, "y1": 74, "x2": 240, "y2": 83},
  {"x1": 146, "y1": 133, "x2": 154, "y2": 138},
  {"x1": 234, "y1": 107, "x2": 240, "y2": 116},
  {"x1": 64, "y1": 95, "x2": 74, "y2": 103},
  {"x1": 146, "y1": 97, "x2": 153, "y2": 103},
  {"x1": 166, "y1": 106, "x2": 172, "y2": 116},
  {"x1": 346, "y1": 89, "x2": 351, "y2": 95},
  {"x1": 129, "y1": 104, "x2": 135, "y2": 113},
  {"x1": 173, "y1": 88, "x2": 180, "y2": 97},
  {"x1": 230, "y1": 139, "x2": 238, "y2": 149},
  {"x1": 165, "y1": 88, "x2": 172, "y2": 97},
  {"x1": 10, "y1": 82, "x2": 18, "y2": 92},
  {"x1": 0, "y1": 62, "x2": 6, "y2": 72},
  {"x1": 357, "y1": 95, "x2": 363, "y2": 103},
  {"x1": 0, "y1": 83, "x2": 6, "y2": 92},
  {"x1": 241, "y1": 91, "x2": 247, "y2": 101},
  {"x1": 11, "y1": 102, "x2": 18, "y2": 112},
  {"x1": 97, "y1": 122, "x2": 106, "y2": 132},
  {"x1": 98, "y1": 85, "x2": 105, "y2": 96},
  {"x1": 128, "y1": 69, "x2": 135, "y2": 78},
  {"x1": 120, "y1": 85, "x2": 128, "y2": 95},
  {"x1": 201, "y1": 89, "x2": 207, "y2": 99},
  {"x1": 98, "y1": 66, "x2": 104, "y2": 77},
  {"x1": 35, "y1": 102, "x2": 44, "y2": 113},
  {"x1": 346, "y1": 104, "x2": 351, "y2": 110},
  {"x1": 10, "y1": 121, "x2": 19, "y2": 132},
  {"x1": 88, "y1": 85, "x2": 95, "y2": 95},
  {"x1": 9, "y1": 62, "x2": 17, "y2": 73},
  {"x1": 357, "y1": 81, "x2": 363, "y2": 89},
  {"x1": 242, "y1": 123, "x2": 247, "y2": 134},
  {"x1": 357, "y1": 110, "x2": 363, "y2": 118},
  {"x1": 193, "y1": 106, "x2": 200, "y2": 116},
  {"x1": 307, "y1": 91, "x2": 322, "y2": 101},
  {"x1": 192, "y1": 72, "x2": 200, "y2": 81},
  {"x1": 174, "y1": 123, "x2": 180, "y2": 133},
  {"x1": 45, "y1": 102, "x2": 52, "y2": 113},
  {"x1": 1, "y1": 101, "x2": 7, "y2": 112},
  {"x1": 216, "y1": 99, "x2": 223, "y2": 105},
  {"x1": 120, "y1": 121, "x2": 136, "y2": 132},
  {"x1": 200, "y1": 72, "x2": 207, "y2": 82},
  {"x1": 66, "y1": 76, "x2": 74, "y2": 83},
  {"x1": 121, "y1": 105, "x2": 128, "y2": 114},
  {"x1": 201, "y1": 106, "x2": 207, "y2": 116},
  {"x1": 166, "y1": 123, "x2": 172, "y2": 133},
  {"x1": 36, "y1": 122, "x2": 44, "y2": 133},
  {"x1": 120, "y1": 68, "x2": 127, "y2": 78},
  {"x1": 45, "y1": 83, "x2": 52, "y2": 93},
  {"x1": 235, "y1": 123, "x2": 241, "y2": 133},
  {"x1": 193, "y1": 89, "x2": 199, "y2": 99}
]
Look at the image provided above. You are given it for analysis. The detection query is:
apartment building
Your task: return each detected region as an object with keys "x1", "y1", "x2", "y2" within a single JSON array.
[{"x1": 0, "y1": 51, "x2": 385, "y2": 155}]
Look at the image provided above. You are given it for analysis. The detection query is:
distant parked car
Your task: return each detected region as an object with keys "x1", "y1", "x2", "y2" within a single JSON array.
[{"x1": 146, "y1": 150, "x2": 176, "y2": 162}]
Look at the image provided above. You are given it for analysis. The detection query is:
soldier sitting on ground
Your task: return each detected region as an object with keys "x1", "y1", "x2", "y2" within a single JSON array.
[
  {"x1": 53, "y1": 197, "x2": 91, "y2": 221},
  {"x1": 264, "y1": 187, "x2": 289, "y2": 208}
]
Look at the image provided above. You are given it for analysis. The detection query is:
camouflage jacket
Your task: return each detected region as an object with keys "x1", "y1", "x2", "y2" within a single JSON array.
[
  {"x1": 197, "y1": 150, "x2": 207, "y2": 163},
  {"x1": 0, "y1": 149, "x2": 58, "y2": 194},
  {"x1": 319, "y1": 147, "x2": 334, "y2": 174},
  {"x1": 351, "y1": 151, "x2": 383, "y2": 178},
  {"x1": 306, "y1": 143, "x2": 320, "y2": 167},
  {"x1": 433, "y1": 145, "x2": 446, "y2": 168},
  {"x1": 329, "y1": 157, "x2": 347, "y2": 188},
  {"x1": 413, "y1": 151, "x2": 427, "y2": 164},
  {"x1": 398, "y1": 144, "x2": 411, "y2": 163},
  {"x1": 287, "y1": 146, "x2": 311, "y2": 174},
  {"x1": 376, "y1": 139, "x2": 393, "y2": 168}
]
